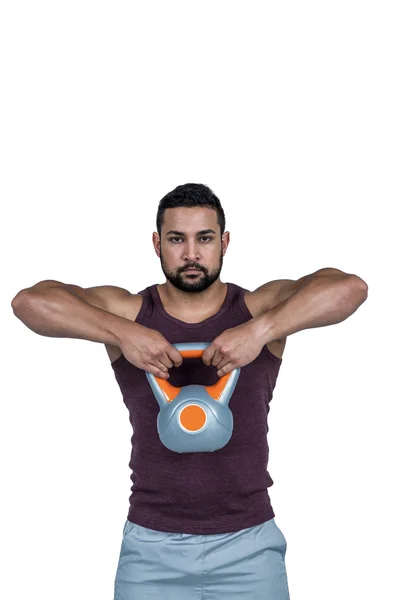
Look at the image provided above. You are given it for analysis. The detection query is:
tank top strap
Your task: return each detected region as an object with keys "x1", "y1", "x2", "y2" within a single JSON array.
[
  {"x1": 147, "y1": 284, "x2": 163, "y2": 313},
  {"x1": 232, "y1": 283, "x2": 253, "y2": 321},
  {"x1": 134, "y1": 286, "x2": 154, "y2": 323}
]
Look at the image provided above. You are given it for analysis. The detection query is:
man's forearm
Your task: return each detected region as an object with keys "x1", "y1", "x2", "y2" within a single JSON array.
[
  {"x1": 251, "y1": 273, "x2": 368, "y2": 344},
  {"x1": 12, "y1": 287, "x2": 133, "y2": 347}
]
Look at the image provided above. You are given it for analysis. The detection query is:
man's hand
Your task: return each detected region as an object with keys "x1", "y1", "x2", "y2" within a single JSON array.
[
  {"x1": 202, "y1": 321, "x2": 264, "y2": 377},
  {"x1": 119, "y1": 322, "x2": 182, "y2": 379}
]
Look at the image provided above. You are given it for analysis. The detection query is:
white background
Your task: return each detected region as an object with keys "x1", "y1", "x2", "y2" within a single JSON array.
[{"x1": 2, "y1": 1, "x2": 398, "y2": 599}]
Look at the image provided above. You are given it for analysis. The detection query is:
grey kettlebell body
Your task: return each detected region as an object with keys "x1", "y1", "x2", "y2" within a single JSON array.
[{"x1": 146, "y1": 342, "x2": 241, "y2": 453}]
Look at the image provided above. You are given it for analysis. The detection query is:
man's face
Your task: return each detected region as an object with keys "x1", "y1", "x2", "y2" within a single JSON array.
[{"x1": 153, "y1": 207, "x2": 229, "y2": 293}]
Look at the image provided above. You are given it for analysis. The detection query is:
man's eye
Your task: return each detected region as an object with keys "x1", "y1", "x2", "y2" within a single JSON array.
[{"x1": 169, "y1": 237, "x2": 213, "y2": 243}]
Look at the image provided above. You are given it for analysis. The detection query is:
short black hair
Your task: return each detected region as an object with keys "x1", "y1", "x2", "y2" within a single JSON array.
[{"x1": 156, "y1": 183, "x2": 225, "y2": 236}]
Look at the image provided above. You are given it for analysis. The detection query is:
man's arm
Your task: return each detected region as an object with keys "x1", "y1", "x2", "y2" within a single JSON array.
[
  {"x1": 11, "y1": 280, "x2": 183, "y2": 378},
  {"x1": 11, "y1": 280, "x2": 134, "y2": 346},
  {"x1": 247, "y1": 268, "x2": 366, "y2": 313},
  {"x1": 203, "y1": 268, "x2": 368, "y2": 375},
  {"x1": 249, "y1": 268, "x2": 368, "y2": 347}
]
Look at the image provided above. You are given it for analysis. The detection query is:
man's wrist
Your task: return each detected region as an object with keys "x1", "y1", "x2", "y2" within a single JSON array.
[
  {"x1": 103, "y1": 312, "x2": 139, "y2": 348},
  {"x1": 249, "y1": 312, "x2": 276, "y2": 346}
]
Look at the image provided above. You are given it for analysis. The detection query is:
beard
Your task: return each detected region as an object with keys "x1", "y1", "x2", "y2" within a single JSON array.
[{"x1": 160, "y1": 248, "x2": 223, "y2": 293}]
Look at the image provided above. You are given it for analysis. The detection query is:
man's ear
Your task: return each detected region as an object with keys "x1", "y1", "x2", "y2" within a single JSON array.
[
  {"x1": 153, "y1": 232, "x2": 161, "y2": 257},
  {"x1": 222, "y1": 231, "x2": 230, "y2": 255}
]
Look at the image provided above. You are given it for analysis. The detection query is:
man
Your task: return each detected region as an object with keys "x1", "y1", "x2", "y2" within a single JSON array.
[{"x1": 11, "y1": 183, "x2": 368, "y2": 599}]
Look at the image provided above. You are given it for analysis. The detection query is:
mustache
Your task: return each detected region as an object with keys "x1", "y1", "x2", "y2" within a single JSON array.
[{"x1": 180, "y1": 265, "x2": 205, "y2": 272}]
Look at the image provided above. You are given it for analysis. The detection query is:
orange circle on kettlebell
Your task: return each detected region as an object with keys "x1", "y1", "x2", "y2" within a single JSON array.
[{"x1": 179, "y1": 405, "x2": 207, "y2": 431}]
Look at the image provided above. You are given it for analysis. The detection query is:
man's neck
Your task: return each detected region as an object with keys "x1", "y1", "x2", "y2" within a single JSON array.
[{"x1": 157, "y1": 280, "x2": 227, "y2": 312}]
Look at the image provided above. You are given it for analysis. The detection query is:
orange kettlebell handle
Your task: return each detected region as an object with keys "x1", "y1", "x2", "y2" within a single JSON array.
[
  {"x1": 154, "y1": 347, "x2": 231, "y2": 403},
  {"x1": 179, "y1": 349, "x2": 204, "y2": 359}
]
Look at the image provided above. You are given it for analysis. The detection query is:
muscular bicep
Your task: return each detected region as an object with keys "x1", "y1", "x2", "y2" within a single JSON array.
[
  {"x1": 63, "y1": 284, "x2": 133, "y2": 313},
  {"x1": 245, "y1": 277, "x2": 309, "y2": 317}
]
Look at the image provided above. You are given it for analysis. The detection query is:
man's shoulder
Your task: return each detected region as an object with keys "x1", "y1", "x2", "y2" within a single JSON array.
[{"x1": 228, "y1": 281, "x2": 250, "y2": 292}]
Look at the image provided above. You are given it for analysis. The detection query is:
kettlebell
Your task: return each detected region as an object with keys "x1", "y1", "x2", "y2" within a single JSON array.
[{"x1": 145, "y1": 342, "x2": 241, "y2": 453}]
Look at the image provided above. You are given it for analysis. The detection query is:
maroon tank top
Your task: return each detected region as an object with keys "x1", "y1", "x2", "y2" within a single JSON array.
[{"x1": 111, "y1": 282, "x2": 283, "y2": 534}]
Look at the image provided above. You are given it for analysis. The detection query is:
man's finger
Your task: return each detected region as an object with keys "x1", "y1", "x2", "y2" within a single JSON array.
[
  {"x1": 217, "y1": 363, "x2": 234, "y2": 377},
  {"x1": 167, "y1": 348, "x2": 183, "y2": 367},
  {"x1": 155, "y1": 360, "x2": 169, "y2": 372},
  {"x1": 202, "y1": 346, "x2": 216, "y2": 366},
  {"x1": 160, "y1": 357, "x2": 174, "y2": 369},
  {"x1": 215, "y1": 356, "x2": 229, "y2": 370},
  {"x1": 149, "y1": 364, "x2": 169, "y2": 379},
  {"x1": 211, "y1": 350, "x2": 224, "y2": 367}
]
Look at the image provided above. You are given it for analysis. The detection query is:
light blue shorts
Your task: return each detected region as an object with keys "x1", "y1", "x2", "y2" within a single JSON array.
[{"x1": 113, "y1": 517, "x2": 290, "y2": 599}]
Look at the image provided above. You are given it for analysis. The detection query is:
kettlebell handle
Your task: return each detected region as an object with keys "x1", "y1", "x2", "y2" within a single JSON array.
[
  {"x1": 174, "y1": 342, "x2": 209, "y2": 359},
  {"x1": 176, "y1": 347, "x2": 207, "y2": 359},
  {"x1": 146, "y1": 342, "x2": 241, "y2": 405}
]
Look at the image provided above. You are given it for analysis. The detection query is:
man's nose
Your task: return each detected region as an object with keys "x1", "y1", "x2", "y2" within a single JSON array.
[{"x1": 182, "y1": 241, "x2": 201, "y2": 261}]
